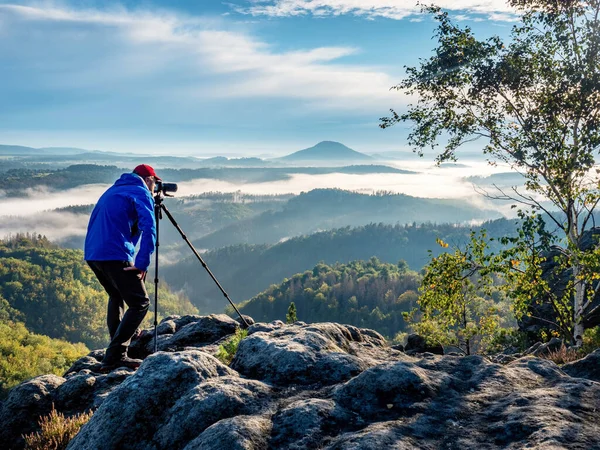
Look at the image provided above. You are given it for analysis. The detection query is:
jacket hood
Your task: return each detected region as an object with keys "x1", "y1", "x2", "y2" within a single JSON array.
[{"x1": 114, "y1": 172, "x2": 147, "y2": 188}]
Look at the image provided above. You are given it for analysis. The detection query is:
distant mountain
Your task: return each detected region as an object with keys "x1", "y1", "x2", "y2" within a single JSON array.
[
  {"x1": 280, "y1": 141, "x2": 373, "y2": 161},
  {"x1": 0, "y1": 144, "x2": 92, "y2": 156},
  {"x1": 38, "y1": 147, "x2": 101, "y2": 155},
  {"x1": 0, "y1": 145, "x2": 43, "y2": 155},
  {"x1": 200, "y1": 156, "x2": 270, "y2": 167}
]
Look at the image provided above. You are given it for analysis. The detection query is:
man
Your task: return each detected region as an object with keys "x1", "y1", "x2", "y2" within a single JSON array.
[{"x1": 85, "y1": 164, "x2": 159, "y2": 372}]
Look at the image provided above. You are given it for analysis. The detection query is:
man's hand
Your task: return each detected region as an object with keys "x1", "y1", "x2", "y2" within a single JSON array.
[{"x1": 124, "y1": 266, "x2": 146, "y2": 280}]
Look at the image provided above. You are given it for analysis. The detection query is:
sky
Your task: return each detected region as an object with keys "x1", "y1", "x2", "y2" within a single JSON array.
[{"x1": 0, "y1": 0, "x2": 518, "y2": 156}]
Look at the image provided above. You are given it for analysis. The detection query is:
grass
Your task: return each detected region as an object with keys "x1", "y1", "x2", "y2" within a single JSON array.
[
  {"x1": 23, "y1": 405, "x2": 93, "y2": 450},
  {"x1": 540, "y1": 344, "x2": 582, "y2": 365},
  {"x1": 216, "y1": 328, "x2": 248, "y2": 365}
]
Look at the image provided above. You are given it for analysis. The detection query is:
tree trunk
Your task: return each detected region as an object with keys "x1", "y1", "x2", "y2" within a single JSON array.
[
  {"x1": 567, "y1": 204, "x2": 583, "y2": 347},
  {"x1": 573, "y1": 264, "x2": 585, "y2": 347}
]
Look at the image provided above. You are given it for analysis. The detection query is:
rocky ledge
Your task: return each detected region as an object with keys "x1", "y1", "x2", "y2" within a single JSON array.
[{"x1": 2, "y1": 314, "x2": 600, "y2": 449}]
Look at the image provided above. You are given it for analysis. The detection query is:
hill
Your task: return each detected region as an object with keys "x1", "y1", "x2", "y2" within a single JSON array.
[
  {"x1": 279, "y1": 141, "x2": 373, "y2": 161},
  {"x1": 0, "y1": 144, "x2": 92, "y2": 156},
  {"x1": 190, "y1": 189, "x2": 502, "y2": 250},
  {"x1": 162, "y1": 220, "x2": 519, "y2": 313},
  {"x1": 0, "y1": 234, "x2": 198, "y2": 349},
  {"x1": 237, "y1": 258, "x2": 420, "y2": 339}
]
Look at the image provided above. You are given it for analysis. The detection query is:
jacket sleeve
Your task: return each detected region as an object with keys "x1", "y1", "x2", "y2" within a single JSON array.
[{"x1": 133, "y1": 190, "x2": 156, "y2": 272}]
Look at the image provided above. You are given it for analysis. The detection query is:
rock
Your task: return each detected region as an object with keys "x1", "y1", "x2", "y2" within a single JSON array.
[
  {"x1": 153, "y1": 376, "x2": 272, "y2": 449},
  {"x1": 231, "y1": 323, "x2": 392, "y2": 386},
  {"x1": 4, "y1": 320, "x2": 600, "y2": 450},
  {"x1": 55, "y1": 369, "x2": 134, "y2": 414},
  {"x1": 0, "y1": 375, "x2": 65, "y2": 449},
  {"x1": 323, "y1": 421, "x2": 417, "y2": 450},
  {"x1": 161, "y1": 314, "x2": 239, "y2": 349},
  {"x1": 404, "y1": 333, "x2": 444, "y2": 355},
  {"x1": 183, "y1": 416, "x2": 272, "y2": 450},
  {"x1": 237, "y1": 314, "x2": 255, "y2": 327},
  {"x1": 63, "y1": 352, "x2": 104, "y2": 376},
  {"x1": 530, "y1": 337, "x2": 565, "y2": 357},
  {"x1": 247, "y1": 321, "x2": 284, "y2": 335},
  {"x1": 562, "y1": 348, "x2": 600, "y2": 381},
  {"x1": 66, "y1": 351, "x2": 237, "y2": 450},
  {"x1": 130, "y1": 314, "x2": 241, "y2": 356},
  {"x1": 270, "y1": 398, "x2": 354, "y2": 449},
  {"x1": 334, "y1": 360, "x2": 451, "y2": 418}
]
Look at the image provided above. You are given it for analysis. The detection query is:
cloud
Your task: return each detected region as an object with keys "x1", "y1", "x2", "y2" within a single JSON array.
[
  {"x1": 0, "y1": 2, "x2": 401, "y2": 119},
  {"x1": 234, "y1": 0, "x2": 518, "y2": 21},
  {"x1": 0, "y1": 184, "x2": 108, "y2": 217},
  {"x1": 0, "y1": 211, "x2": 89, "y2": 243}
]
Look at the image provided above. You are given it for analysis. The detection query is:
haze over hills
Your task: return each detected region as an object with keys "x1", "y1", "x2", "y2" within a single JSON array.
[
  {"x1": 279, "y1": 141, "x2": 373, "y2": 161},
  {"x1": 0, "y1": 145, "x2": 97, "y2": 156}
]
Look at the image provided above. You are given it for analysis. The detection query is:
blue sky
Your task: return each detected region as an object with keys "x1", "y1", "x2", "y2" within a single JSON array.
[{"x1": 0, "y1": 1, "x2": 516, "y2": 156}]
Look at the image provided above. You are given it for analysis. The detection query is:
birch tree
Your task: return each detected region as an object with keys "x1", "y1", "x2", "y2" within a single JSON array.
[{"x1": 382, "y1": 1, "x2": 600, "y2": 345}]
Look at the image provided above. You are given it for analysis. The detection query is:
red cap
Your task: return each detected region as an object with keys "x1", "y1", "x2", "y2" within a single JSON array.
[{"x1": 133, "y1": 164, "x2": 161, "y2": 181}]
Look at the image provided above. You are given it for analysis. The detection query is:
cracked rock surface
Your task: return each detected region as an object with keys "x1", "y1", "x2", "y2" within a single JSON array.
[{"x1": 2, "y1": 314, "x2": 599, "y2": 449}]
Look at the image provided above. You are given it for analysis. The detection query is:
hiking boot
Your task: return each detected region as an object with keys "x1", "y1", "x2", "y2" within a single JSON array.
[{"x1": 99, "y1": 356, "x2": 143, "y2": 373}]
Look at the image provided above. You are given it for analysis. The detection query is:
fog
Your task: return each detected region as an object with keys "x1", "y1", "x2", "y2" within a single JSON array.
[
  {"x1": 0, "y1": 160, "x2": 529, "y2": 242},
  {"x1": 0, "y1": 211, "x2": 89, "y2": 243},
  {"x1": 0, "y1": 184, "x2": 109, "y2": 217}
]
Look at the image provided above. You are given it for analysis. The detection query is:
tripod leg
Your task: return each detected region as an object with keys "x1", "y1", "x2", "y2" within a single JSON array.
[{"x1": 159, "y1": 203, "x2": 250, "y2": 328}]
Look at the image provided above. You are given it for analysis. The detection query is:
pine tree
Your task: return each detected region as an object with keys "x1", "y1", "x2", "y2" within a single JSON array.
[{"x1": 286, "y1": 302, "x2": 298, "y2": 324}]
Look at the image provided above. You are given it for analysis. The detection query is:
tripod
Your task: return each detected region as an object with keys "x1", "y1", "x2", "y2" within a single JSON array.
[{"x1": 152, "y1": 192, "x2": 250, "y2": 353}]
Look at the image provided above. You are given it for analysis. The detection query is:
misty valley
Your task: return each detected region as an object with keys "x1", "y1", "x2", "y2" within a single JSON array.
[{"x1": 0, "y1": 143, "x2": 522, "y2": 358}]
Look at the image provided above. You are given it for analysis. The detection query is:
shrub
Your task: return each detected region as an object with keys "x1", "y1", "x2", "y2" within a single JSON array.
[
  {"x1": 216, "y1": 328, "x2": 248, "y2": 365},
  {"x1": 23, "y1": 406, "x2": 93, "y2": 450},
  {"x1": 485, "y1": 328, "x2": 528, "y2": 354},
  {"x1": 582, "y1": 326, "x2": 600, "y2": 354},
  {"x1": 540, "y1": 344, "x2": 582, "y2": 365}
]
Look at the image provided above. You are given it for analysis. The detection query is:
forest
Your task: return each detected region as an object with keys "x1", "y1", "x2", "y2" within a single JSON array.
[
  {"x1": 237, "y1": 258, "x2": 421, "y2": 339},
  {"x1": 162, "y1": 219, "x2": 518, "y2": 313},
  {"x1": 0, "y1": 234, "x2": 197, "y2": 394}
]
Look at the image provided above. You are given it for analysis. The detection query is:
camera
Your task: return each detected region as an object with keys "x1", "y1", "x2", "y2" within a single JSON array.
[{"x1": 154, "y1": 181, "x2": 178, "y2": 195}]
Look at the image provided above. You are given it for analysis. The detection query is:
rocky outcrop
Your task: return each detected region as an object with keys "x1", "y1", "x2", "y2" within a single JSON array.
[
  {"x1": 520, "y1": 228, "x2": 600, "y2": 336},
  {"x1": 2, "y1": 314, "x2": 599, "y2": 449}
]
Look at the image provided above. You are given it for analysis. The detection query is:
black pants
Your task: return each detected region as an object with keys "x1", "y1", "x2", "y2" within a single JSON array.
[{"x1": 87, "y1": 260, "x2": 150, "y2": 363}]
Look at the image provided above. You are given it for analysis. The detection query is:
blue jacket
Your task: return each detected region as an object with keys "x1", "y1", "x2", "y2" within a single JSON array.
[{"x1": 84, "y1": 173, "x2": 156, "y2": 271}]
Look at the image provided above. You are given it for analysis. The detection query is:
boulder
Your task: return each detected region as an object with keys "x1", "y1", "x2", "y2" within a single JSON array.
[
  {"x1": 404, "y1": 334, "x2": 444, "y2": 355},
  {"x1": 562, "y1": 348, "x2": 600, "y2": 381},
  {"x1": 3, "y1": 318, "x2": 600, "y2": 450},
  {"x1": 182, "y1": 416, "x2": 272, "y2": 450},
  {"x1": 130, "y1": 314, "x2": 240, "y2": 357},
  {"x1": 334, "y1": 360, "x2": 451, "y2": 418},
  {"x1": 323, "y1": 421, "x2": 418, "y2": 450},
  {"x1": 64, "y1": 349, "x2": 104, "y2": 376},
  {"x1": 231, "y1": 323, "x2": 392, "y2": 386},
  {"x1": 66, "y1": 351, "x2": 236, "y2": 450},
  {"x1": 153, "y1": 376, "x2": 272, "y2": 449},
  {"x1": 0, "y1": 375, "x2": 65, "y2": 449},
  {"x1": 270, "y1": 398, "x2": 354, "y2": 450},
  {"x1": 55, "y1": 369, "x2": 134, "y2": 414}
]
